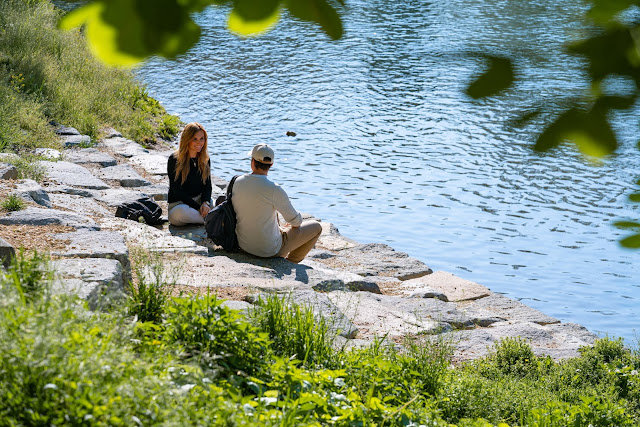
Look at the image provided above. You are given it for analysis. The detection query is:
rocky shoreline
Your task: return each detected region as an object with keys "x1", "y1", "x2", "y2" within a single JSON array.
[{"x1": 0, "y1": 126, "x2": 599, "y2": 362}]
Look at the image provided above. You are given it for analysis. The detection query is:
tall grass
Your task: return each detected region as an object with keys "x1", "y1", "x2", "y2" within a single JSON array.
[{"x1": 0, "y1": 0, "x2": 179, "y2": 155}]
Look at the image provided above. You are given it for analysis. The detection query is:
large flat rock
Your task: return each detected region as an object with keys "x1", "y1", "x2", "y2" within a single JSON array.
[
  {"x1": 12, "y1": 179, "x2": 51, "y2": 207},
  {"x1": 399, "y1": 271, "x2": 491, "y2": 302},
  {"x1": 48, "y1": 193, "x2": 112, "y2": 217},
  {"x1": 96, "y1": 164, "x2": 151, "y2": 187},
  {"x1": 51, "y1": 258, "x2": 125, "y2": 309},
  {"x1": 314, "y1": 222, "x2": 358, "y2": 251},
  {"x1": 0, "y1": 207, "x2": 98, "y2": 230},
  {"x1": 458, "y1": 293, "x2": 560, "y2": 325},
  {"x1": 100, "y1": 217, "x2": 207, "y2": 254},
  {"x1": 51, "y1": 230, "x2": 129, "y2": 275},
  {"x1": 309, "y1": 243, "x2": 432, "y2": 280},
  {"x1": 60, "y1": 134, "x2": 91, "y2": 147},
  {"x1": 445, "y1": 321, "x2": 598, "y2": 362},
  {"x1": 98, "y1": 137, "x2": 149, "y2": 158},
  {"x1": 128, "y1": 153, "x2": 170, "y2": 176},
  {"x1": 64, "y1": 148, "x2": 117, "y2": 167},
  {"x1": 40, "y1": 161, "x2": 109, "y2": 190},
  {"x1": 96, "y1": 188, "x2": 153, "y2": 207},
  {"x1": 0, "y1": 163, "x2": 18, "y2": 180}
]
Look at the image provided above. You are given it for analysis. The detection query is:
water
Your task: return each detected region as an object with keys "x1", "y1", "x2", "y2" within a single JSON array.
[{"x1": 136, "y1": 0, "x2": 640, "y2": 343}]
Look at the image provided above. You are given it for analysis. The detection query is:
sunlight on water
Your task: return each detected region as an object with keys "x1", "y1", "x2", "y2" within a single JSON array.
[{"x1": 136, "y1": 0, "x2": 639, "y2": 342}]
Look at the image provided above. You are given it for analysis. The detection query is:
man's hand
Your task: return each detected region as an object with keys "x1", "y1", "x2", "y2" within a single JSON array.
[{"x1": 199, "y1": 201, "x2": 211, "y2": 218}]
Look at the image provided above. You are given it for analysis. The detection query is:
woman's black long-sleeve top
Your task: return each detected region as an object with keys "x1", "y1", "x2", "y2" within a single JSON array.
[{"x1": 167, "y1": 153, "x2": 212, "y2": 210}]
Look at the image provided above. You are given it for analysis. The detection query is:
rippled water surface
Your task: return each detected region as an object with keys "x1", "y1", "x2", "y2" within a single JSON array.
[{"x1": 137, "y1": 0, "x2": 640, "y2": 342}]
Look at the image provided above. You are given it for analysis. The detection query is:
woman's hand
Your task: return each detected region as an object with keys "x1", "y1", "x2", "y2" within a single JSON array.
[{"x1": 199, "y1": 201, "x2": 211, "y2": 218}]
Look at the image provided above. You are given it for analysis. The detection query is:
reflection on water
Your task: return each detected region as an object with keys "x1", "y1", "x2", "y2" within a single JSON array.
[{"x1": 136, "y1": 0, "x2": 639, "y2": 342}]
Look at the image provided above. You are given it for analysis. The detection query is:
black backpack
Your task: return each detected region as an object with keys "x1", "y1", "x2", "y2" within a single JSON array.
[
  {"x1": 115, "y1": 197, "x2": 164, "y2": 226},
  {"x1": 205, "y1": 176, "x2": 239, "y2": 252}
]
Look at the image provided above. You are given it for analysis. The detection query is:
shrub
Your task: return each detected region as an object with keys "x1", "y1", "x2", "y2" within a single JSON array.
[
  {"x1": 1, "y1": 194, "x2": 26, "y2": 212},
  {"x1": 492, "y1": 336, "x2": 538, "y2": 378},
  {"x1": 127, "y1": 248, "x2": 173, "y2": 323}
]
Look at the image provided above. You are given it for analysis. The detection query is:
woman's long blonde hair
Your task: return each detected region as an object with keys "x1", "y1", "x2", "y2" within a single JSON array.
[{"x1": 175, "y1": 122, "x2": 211, "y2": 185}]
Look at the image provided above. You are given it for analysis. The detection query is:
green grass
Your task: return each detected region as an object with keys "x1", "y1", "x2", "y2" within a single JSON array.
[
  {"x1": 0, "y1": 0, "x2": 180, "y2": 158},
  {"x1": 1, "y1": 250, "x2": 639, "y2": 426},
  {"x1": 1, "y1": 194, "x2": 26, "y2": 212}
]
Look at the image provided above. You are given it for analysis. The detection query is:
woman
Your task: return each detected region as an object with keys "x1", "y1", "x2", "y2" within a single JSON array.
[{"x1": 167, "y1": 122, "x2": 213, "y2": 226}]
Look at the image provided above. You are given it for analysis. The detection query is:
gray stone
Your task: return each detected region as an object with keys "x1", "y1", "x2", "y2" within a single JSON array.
[
  {"x1": 34, "y1": 148, "x2": 62, "y2": 160},
  {"x1": 98, "y1": 137, "x2": 149, "y2": 158},
  {"x1": 50, "y1": 230, "x2": 130, "y2": 278},
  {"x1": 315, "y1": 222, "x2": 358, "y2": 251},
  {"x1": 459, "y1": 293, "x2": 560, "y2": 326},
  {"x1": 100, "y1": 218, "x2": 207, "y2": 255},
  {"x1": 12, "y1": 179, "x2": 51, "y2": 207},
  {"x1": 143, "y1": 183, "x2": 169, "y2": 201},
  {"x1": 40, "y1": 161, "x2": 109, "y2": 190},
  {"x1": 64, "y1": 148, "x2": 117, "y2": 167},
  {"x1": 0, "y1": 163, "x2": 18, "y2": 180},
  {"x1": 326, "y1": 291, "x2": 452, "y2": 339},
  {"x1": 287, "y1": 289, "x2": 359, "y2": 338},
  {"x1": 0, "y1": 236, "x2": 15, "y2": 268},
  {"x1": 55, "y1": 125, "x2": 80, "y2": 135},
  {"x1": 96, "y1": 164, "x2": 151, "y2": 187},
  {"x1": 0, "y1": 153, "x2": 20, "y2": 162},
  {"x1": 400, "y1": 271, "x2": 491, "y2": 302},
  {"x1": 101, "y1": 127, "x2": 122, "y2": 138},
  {"x1": 221, "y1": 300, "x2": 252, "y2": 312},
  {"x1": 61, "y1": 134, "x2": 91, "y2": 148},
  {"x1": 211, "y1": 174, "x2": 228, "y2": 190},
  {"x1": 50, "y1": 258, "x2": 125, "y2": 309},
  {"x1": 48, "y1": 193, "x2": 112, "y2": 217},
  {"x1": 311, "y1": 243, "x2": 432, "y2": 280},
  {"x1": 406, "y1": 288, "x2": 448, "y2": 302},
  {"x1": 128, "y1": 153, "x2": 170, "y2": 175},
  {"x1": 446, "y1": 321, "x2": 598, "y2": 362},
  {"x1": 96, "y1": 188, "x2": 152, "y2": 207},
  {"x1": 42, "y1": 184, "x2": 98, "y2": 198},
  {"x1": 0, "y1": 207, "x2": 98, "y2": 229}
]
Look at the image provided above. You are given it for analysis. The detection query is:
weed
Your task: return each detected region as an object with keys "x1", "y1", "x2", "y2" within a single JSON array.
[
  {"x1": 1, "y1": 194, "x2": 26, "y2": 212},
  {"x1": 127, "y1": 248, "x2": 175, "y2": 323}
]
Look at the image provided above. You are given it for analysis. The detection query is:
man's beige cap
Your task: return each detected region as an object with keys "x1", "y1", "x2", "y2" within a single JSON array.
[{"x1": 250, "y1": 143, "x2": 274, "y2": 164}]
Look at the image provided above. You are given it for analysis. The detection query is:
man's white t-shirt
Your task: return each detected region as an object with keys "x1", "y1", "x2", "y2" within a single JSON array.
[{"x1": 231, "y1": 174, "x2": 302, "y2": 257}]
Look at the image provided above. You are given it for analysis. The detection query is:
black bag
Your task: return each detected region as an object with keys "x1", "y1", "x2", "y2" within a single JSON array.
[
  {"x1": 115, "y1": 197, "x2": 164, "y2": 226},
  {"x1": 205, "y1": 175, "x2": 239, "y2": 252}
]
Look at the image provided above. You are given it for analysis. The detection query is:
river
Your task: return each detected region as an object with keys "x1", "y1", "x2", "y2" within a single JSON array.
[{"x1": 136, "y1": 0, "x2": 640, "y2": 343}]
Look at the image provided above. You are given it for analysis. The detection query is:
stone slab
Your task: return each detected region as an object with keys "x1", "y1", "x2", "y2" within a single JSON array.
[
  {"x1": 0, "y1": 163, "x2": 18, "y2": 180},
  {"x1": 34, "y1": 148, "x2": 61, "y2": 160},
  {"x1": 0, "y1": 236, "x2": 15, "y2": 268},
  {"x1": 400, "y1": 271, "x2": 491, "y2": 302},
  {"x1": 459, "y1": 293, "x2": 560, "y2": 326},
  {"x1": 0, "y1": 153, "x2": 20, "y2": 162},
  {"x1": 314, "y1": 222, "x2": 358, "y2": 252},
  {"x1": 12, "y1": 179, "x2": 51, "y2": 207},
  {"x1": 100, "y1": 217, "x2": 207, "y2": 255},
  {"x1": 55, "y1": 125, "x2": 80, "y2": 135},
  {"x1": 64, "y1": 148, "x2": 117, "y2": 167},
  {"x1": 98, "y1": 137, "x2": 149, "y2": 158},
  {"x1": 50, "y1": 230, "x2": 130, "y2": 277},
  {"x1": 40, "y1": 161, "x2": 109, "y2": 190},
  {"x1": 310, "y1": 243, "x2": 432, "y2": 280},
  {"x1": 51, "y1": 258, "x2": 125, "y2": 309},
  {"x1": 445, "y1": 321, "x2": 598, "y2": 362},
  {"x1": 48, "y1": 193, "x2": 112, "y2": 217},
  {"x1": 41, "y1": 184, "x2": 98, "y2": 198},
  {"x1": 128, "y1": 153, "x2": 170, "y2": 175},
  {"x1": 61, "y1": 134, "x2": 91, "y2": 147},
  {"x1": 142, "y1": 183, "x2": 169, "y2": 201},
  {"x1": 97, "y1": 188, "x2": 153, "y2": 207},
  {"x1": 0, "y1": 207, "x2": 98, "y2": 230},
  {"x1": 96, "y1": 164, "x2": 151, "y2": 187}
]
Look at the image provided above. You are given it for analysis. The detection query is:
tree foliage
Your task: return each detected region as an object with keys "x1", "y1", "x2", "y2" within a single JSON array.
[{"x1": 58, "y1": 0, "x2": 344, "y2": 66}]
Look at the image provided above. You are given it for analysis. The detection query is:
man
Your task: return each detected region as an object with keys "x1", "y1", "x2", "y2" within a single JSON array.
[{"x1": 232, "y1": 144, "x2": 322, "y2": 263}]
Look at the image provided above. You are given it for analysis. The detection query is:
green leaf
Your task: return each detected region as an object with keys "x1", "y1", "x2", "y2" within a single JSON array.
[
  {"x1": 568, "y1": 26, "x2": 640, "y2": 85},
  {"x1": 587, "y1": 0, "x2": 635, "y2": 24},
  {"x1": 287, "y1": 0, "x2": 344, "y2": 40},
  {"x1": 59, "y1": 0, "x2": 201, "y2": 66},
  {"x1": 620, "y1": 233, "x2": 640, "y2": 248},
  {"x1": 629, "y1": 193, "x2": 640, "y2": 202},
  {"x1": 228, "y1": 0, "x2": 281, "y2": 37},
  {"x1": 534, "y1": 108, "x2": 618, "y2": 156},
  {"x1": 614, "y1": 221, "x2": 640, "y2": 230},
  {"x1": 177, "y1": 0, "x2": 222, "y2": 12},
  {"x1": 465, "y1": 55, "x2": 515, "y2": 99}
]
